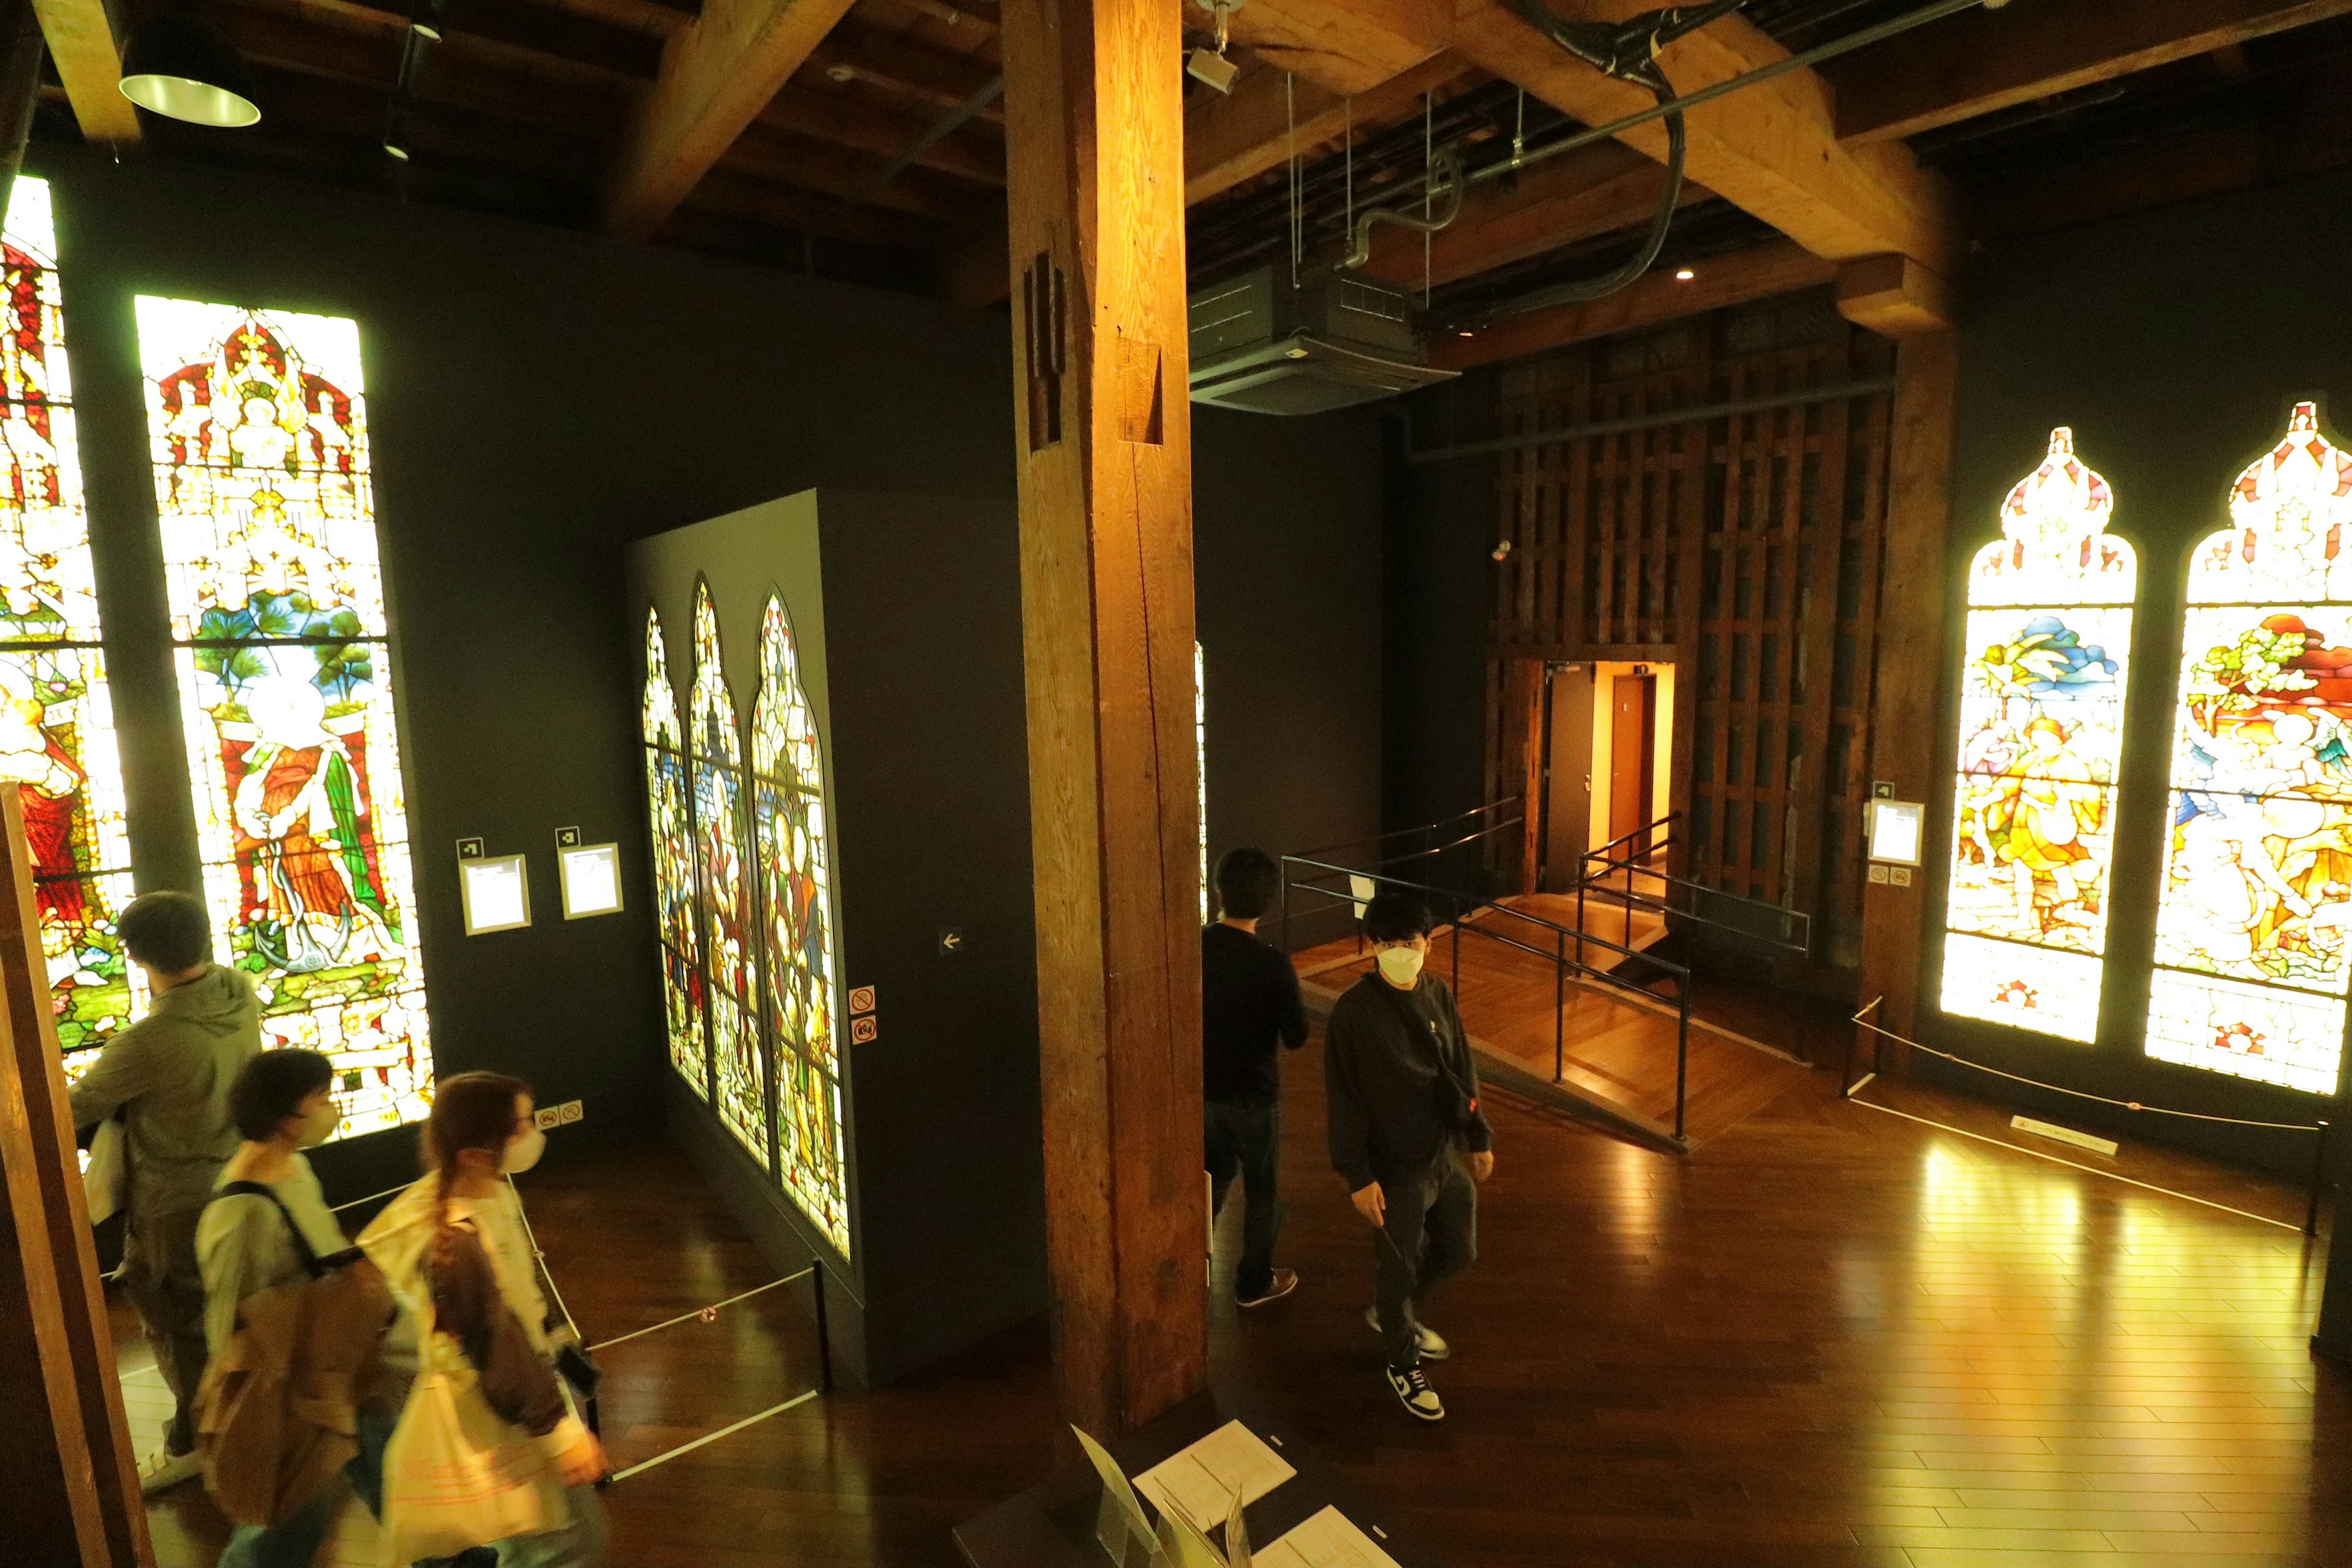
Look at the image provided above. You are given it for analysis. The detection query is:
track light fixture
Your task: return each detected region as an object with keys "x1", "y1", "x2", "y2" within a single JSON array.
[
  {"x1": 118, "y1": 9, "x2": 262, "y2": 127},
  {"x1": 1186, "y1": 0, "x2": 1244, "y2": 95}
]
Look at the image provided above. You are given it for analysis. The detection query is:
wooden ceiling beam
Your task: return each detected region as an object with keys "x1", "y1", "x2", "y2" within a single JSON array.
[
  {"x1": 28, "y1": 0, "x2": 140, "y2": 141},
  {"x1": 1828, "y1": 0, "x2": 2352, "y2": 146},
  {"x1": 505, "y1": 0, "x2": 693, "y2": 41},
  {"x1": 1183, "y1": 51, "x2": 1474, "y2": 205},
  {"x1": 678, "y1": 160, "x2": 946, "y2": 246},
  {"x1": 799, "y1": 18, "x2": 1001, "y2": 117},
  {"x1": 1834, "y1": 252, "x2": 1953, "y2": 337},
  {"x1": 224, "y1": 0, "x2": 649, "y2": 87},
  {"x1": 1223, "y1": 0, "x2": 1451, "y2": 95},
  {"x1": 761, "y1": 78, "x2": 1002, "y2": 181},
  {"x1": 1428, "y1": 236, "x2": 1834, "y2": 369},
  {"x1": 721, "y1": 120, "x2": 984, "y2": 217},
  {"x1": 600, "y1": 0, "x2": 858, "y2": 239}
]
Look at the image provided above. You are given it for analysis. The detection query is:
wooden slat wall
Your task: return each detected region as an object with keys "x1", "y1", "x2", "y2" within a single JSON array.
[{"x1": 1482, "y1": 292, "x2": 1898, "y2": 983}]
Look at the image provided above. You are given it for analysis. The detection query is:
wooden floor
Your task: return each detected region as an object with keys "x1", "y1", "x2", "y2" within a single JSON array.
[
  {"x1": 130, "y1": 1044, "x2": 2351, "y2": 1567},
  {"x1": 1295, "y1": 898, "x2": 1811, "y2": 1147}
]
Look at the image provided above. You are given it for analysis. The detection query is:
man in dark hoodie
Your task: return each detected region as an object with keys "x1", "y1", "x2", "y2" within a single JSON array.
[
  {"x1": 72, "y1": 889, "x2": 263, "y2": 1493},
  {"x1": 1324, "y1": 889, "x2": 1493, "y2": 1423}
]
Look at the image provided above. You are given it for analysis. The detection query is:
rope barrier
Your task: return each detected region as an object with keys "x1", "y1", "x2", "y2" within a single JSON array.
[{"x1": 587, "y1": 1268, "x2": 813, "y2": 1354}]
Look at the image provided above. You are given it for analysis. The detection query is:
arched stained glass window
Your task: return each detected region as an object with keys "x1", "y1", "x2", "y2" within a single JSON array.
[
  {"x1": 689, "y1": 582, "x2": 768, "y2": 1166},
  {"x1": 750, "y1": 594, "x2": 846, "y2": 1252},
  {"x1": 643, "y1": 608, "x2": 707, "y2": 1098},
  {"x1": 1, "y1": 176, "x2": 139, "y2": 1066},
  {"x1": 2146, "y1": 403, "x2": 2352, "y2": 1096},
  {"x1": 1940, "y1": 429, "x2": 2135, "y2": 1044},
  {"x1": 137, "y1": 298, "x2": 431, "y2": 1137}
]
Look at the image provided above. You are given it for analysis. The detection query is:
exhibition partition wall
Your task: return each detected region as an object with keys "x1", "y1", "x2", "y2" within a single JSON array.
[{"x1": 628, "y1": 491, "x2": 1043, "y2": 1387}]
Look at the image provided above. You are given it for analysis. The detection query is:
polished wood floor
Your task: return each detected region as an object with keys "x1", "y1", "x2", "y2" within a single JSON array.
[
  {"x1": 129, "y1": 1035, "x2": 2350, "y2": 1567},
  {"x1": 1295, "y1": 897, "x2": 1810, "y2": 1147}
]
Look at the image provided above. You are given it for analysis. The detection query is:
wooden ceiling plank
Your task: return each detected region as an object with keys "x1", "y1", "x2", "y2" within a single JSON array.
[
  {"x1": 761, "y1": 80, "x2": 1003, "y2": 182},
  {"x1": 600, "y1": 0, "x2": 859, "y2": 239},
  {"x1": 1183, "y1": 51, "x2": 1474, "y2": 205},
  {"x1": 225, "y1": 0, "x2": 649, "y2": 88},
  {"x1": 1830, "y1": 0, "x2": 2352, "y2": 146},
  {"x1": 28, "y1": 0, "x2": 141, "y2": 141},
  {"x1": 801, "y1": 17, "x2": 1000, "y2": 112},
  {"x1": 505, "y1": 0, "x2": 693, "y2": 41},
  {"x1": 1222, "y1": 0, "x2": 1450, "y2": 95},
  {"x1": 1429, "y1": 236, "x2": 1836, "y2": 370},
  {"x1": 722, "y1": 120, "x2": 979, "y2": 216},
  {"x1": 680, "y1": 160, "x2": 945, "y2": 245}
]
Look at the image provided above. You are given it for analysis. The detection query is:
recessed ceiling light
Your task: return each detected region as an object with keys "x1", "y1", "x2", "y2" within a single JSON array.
[
  {"x1": 1458, "y1": 330, "x2": 1474, "y2": 337},
  {"x1": 1674, "y1": 267, "x2": 1696, "y2": 281},
  {"x1": 384, "y1": 140, "x2": 411, "y2": 161},
  {"x1": 412, "y1": 20, "x2": 442, "y2": 39},
  {"x1": 825, "y1": 63, "x2": 856, "y2": 83}
]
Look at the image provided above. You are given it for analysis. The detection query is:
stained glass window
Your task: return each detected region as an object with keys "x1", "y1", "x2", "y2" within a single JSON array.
[
  {"x1": 1940, "y1": 429, "x2": 2135, "y2": 1044},
  {"x1": 689, "y1": 582, "x2": 767, "y2": 1167},
  {"x1": 751, "y1": 593, "x2": 846, "y2": 1251},
  {"x1": 642, "y1": 608, "x2": 707, "y2": 1098},
  {"x1": 2146, "y1": 404, "x2": 2352, "y2": 1095},
  {"x1": 1, "y1": 177, "x2": 139, "y2": 1069},
  {"x1": 137, "y1": 297, "x2": 431, "y2": 1137}
]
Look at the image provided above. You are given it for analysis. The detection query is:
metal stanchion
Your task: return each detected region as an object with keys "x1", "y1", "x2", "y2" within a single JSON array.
[
  {"x1": 1554, "y1": 929, "x2": 1565, "y2": 1085},
  {"x1": 811, "y1": 1262, "x2": 834, "y2": 1394},
  {"x1": 2309, "y1": 1120, "x2": 2333, "y2": 1240}
]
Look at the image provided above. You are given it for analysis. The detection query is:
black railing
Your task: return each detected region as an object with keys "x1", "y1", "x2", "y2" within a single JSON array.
[
  {"x1": 1282, "y1": 799, "x2": 1525, "y2": 948},
  {"x1": 1574, "y1": 812, "x2": 1811, "y2": 963}
]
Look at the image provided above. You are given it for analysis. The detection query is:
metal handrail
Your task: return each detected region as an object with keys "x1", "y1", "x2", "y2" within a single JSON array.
[
  {"x1": 1572, "y1": 812, "x2": 1812, "y2": 959},
  {"x1": 1294, "y1": 797, "x2": 1522, "y2": 863},
  {"x1": 1280, "y1": 850, "x2": 1694, "y2": 1143},
  {"x1": 1588, "y1": 810, "x2": 1679, "y2": 863}
]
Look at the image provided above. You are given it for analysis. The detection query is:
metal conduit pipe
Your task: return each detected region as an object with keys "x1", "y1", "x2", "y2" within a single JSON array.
[{"x1": 1335, "y1": 150, "x2": 1467, "y2": 271}]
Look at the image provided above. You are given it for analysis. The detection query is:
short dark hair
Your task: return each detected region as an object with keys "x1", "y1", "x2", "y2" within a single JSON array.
[
  {"x1": 1361, "y1": 890, "x2": 1431, "y2": 945},
  {"x1": 229, "y1": 1049, "x2": 336, "y2": 1142},
  {"x1": 1213, "y1": 847, "x2": 1280, "y2": 921},
  {"x1": 119, "y1": 891, "x2": 213, "y2": 973}
]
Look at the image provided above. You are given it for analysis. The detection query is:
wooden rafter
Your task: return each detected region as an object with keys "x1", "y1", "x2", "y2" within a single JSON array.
[
  {"x1": 761, "y1": 80, "x2": 1004, "y2": 183},
  {"x1": 28, "y1": 0, "x2": 140, "y2": 141},
  {"x1": 601, "y1": 0, "x2": 861, "y2": 239},
  {"x1": 1183, "y1": 52, "x2": 1473, "y2": 205},
  {"x1": 1829, "y1": 0, "x2": 2352, "y2": 146}
]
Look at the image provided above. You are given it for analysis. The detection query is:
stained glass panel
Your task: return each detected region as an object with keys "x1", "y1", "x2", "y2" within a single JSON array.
[
  {"x1": 2146, "y1": 404, "x2": 2352, "y2": 1095},
  {"x1": 1939, "y1": 429, "x2": 2135, "y2": 1045},
  {"x1": 642, "y1": 608, "x2": 706, "y2": 1097},
  {"x1": 137, "y1": 297, "x2": 432, "y2": 1137},
  {"x1": 751, "y1": 593, "x2": 846, "y2": 1252},
  {"x1": 690, "y1": 584, "x2": 767, "y2": 1168},
  {"x1": 3, "y1": 177, "x2": 139, "y2": 1061}
]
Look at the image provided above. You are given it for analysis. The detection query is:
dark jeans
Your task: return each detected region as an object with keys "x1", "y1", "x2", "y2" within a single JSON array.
[
  {"x1": 1205, "y1": 1097, "x2": 1283, "y2": 1300},
  {"x1": 1371, "y1": 1149, "x2": 1478, "y2": 1370},
  {"x1": 121, "y1": 1204, "x2": 208, "y2": 1456}
]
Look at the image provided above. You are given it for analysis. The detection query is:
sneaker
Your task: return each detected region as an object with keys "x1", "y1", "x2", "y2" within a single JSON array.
[
  {"x1": 139, "y1": 1444, "x2": 202, "y2": 1495},
  {"x1": 1363, "y1": 1303, "x2": 1450, "y2": 1360},
  {"x1": 1235, "y1": 1268, "x2": 1300, "y2": 1309},
  {"x1": 1384, "y1": 1364, "x2": 1445, "y2": 1422}
]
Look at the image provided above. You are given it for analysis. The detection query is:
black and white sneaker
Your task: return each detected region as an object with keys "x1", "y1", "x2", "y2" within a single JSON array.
[
  {"x1": 1235, "y1": 1268, "x2": 1300, "y2": 1309},
  {"x1": 1385, "y1": 1365, "x2": 1445, "y2": 1422},
  {"x1": 1363, "y1": 1303, "x2": 1450, "y2": 1360}
]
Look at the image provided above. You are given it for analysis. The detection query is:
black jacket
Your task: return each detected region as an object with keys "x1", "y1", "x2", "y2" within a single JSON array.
[
  {"x1": 1323, "y1": 971, "x2": 1493, "y2": 1192},
  {"x1": 1202, "y1": 923, "x2": 1309, "y2": 1103}
]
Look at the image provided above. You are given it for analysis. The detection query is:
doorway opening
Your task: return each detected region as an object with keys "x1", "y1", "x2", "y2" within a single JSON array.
[{"x1": 1536, "y1": 660, "x2": 1675, "y2": 895}]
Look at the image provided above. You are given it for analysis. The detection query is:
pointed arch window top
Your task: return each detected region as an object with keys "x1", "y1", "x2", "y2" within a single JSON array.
[
  {"x1": 1970, "y1": 428, "x2": 2135, "y2": 608},
  {"x1": 643, "y1": 606, "x2": 682, "y2": 751},
  {"x1": 2194, "y1": 402, "x2": 2352, "y2": 603},
  {"x1": 689, "y1": 581, "x2": 741, "y2": 766}
]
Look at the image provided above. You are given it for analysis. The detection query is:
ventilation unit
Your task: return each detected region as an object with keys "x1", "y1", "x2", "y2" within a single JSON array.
[{"x1": 1187, "y1": 266, "x2": 1457, "y2": 416}]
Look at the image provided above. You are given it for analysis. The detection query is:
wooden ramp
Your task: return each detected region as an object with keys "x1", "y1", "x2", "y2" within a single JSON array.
[{"x1": 1294, "y1": 900, "x2": 1811, "y2": 1149}]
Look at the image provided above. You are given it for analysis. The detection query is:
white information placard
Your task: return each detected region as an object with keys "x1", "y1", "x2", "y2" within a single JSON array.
[
  {"x1": 559, "y1": 843, "x2": 624, "y2": 919},
  {"x1": 459, "y1": 853, "x2": 532, "y2": 935},
  {"x1": 1866, "y1": 799, "x2": 1925, "y2": 867}
]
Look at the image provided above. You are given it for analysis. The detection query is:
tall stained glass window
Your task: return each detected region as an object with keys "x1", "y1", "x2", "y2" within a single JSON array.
[
  {"x1": 689, "y1": 582, "x2": 767, "y2": 1167},
  {"x1": 137, "y1": 298, "x2": 431, "y2": 1136},
  {"x1": 642, "y1": 608, "x2": 707, "y2": 1098},
  {"x1": 1940, "y1": 429, "x2": 2135, "y2": 1044},
  {"x1": 2, "y1": 177, "x2": 138, "y2": 1067},
  {"x1": 751, "y1": 594, "x2": 845, "y2": 1251},
  {"x1": 2146, "y1": 404, "x2": 2352, "y2": 1095}
]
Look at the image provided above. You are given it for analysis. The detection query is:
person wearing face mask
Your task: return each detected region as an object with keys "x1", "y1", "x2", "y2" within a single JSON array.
[
  {"x1": 198, "y1": 1047, "x2": 393, "y2": 1568},
  {"x1": 1323, "y1": 890, "x2": 1494, "y2": 1423},
  {"x1": 361, "y1": 1072, "x2": 608, "y2": 1568}
]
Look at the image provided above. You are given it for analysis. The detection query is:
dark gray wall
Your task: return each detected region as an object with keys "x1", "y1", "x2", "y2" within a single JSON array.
[{"x1": 1927, "y1": 165, "x2": 2352, "y2": 1174}]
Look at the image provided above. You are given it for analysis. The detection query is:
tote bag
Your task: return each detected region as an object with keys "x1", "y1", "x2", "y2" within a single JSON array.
[
  {"x1": 83, "y1": 1115, "x2": 127, "y2": 1226},
  {"x1": 377, "y1": 1235, "x2": 570, "y2": 1566}
]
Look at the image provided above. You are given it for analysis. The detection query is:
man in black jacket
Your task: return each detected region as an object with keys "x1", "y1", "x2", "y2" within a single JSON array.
[
  {"x1": 1203, "y1": 848, "x2": 1310, "y2": 1308},
  {"x1": 1324, "y1": 889, "x2": 1493, "y2": 1422}
]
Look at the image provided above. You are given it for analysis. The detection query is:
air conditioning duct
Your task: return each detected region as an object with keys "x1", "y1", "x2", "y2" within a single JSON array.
[{"x1": 1186, "y1": 265, "x2": 1458, "y2": 417}]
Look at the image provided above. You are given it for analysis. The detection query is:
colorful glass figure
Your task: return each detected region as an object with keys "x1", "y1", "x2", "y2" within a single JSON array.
[
  {"x1": 136, "y1": 297, "x2": 431, "y2": 1137},
  {"x1": 1, "y1": 177, "x2": 139, "y2": 1068},
  {"x1": 750, "y1": 594, "x2": 846, "y2": 1251},
  {"x1": 1940, "y1": 429, "x2": 2135, "y2": 1044},
  {"x1": 643, "y1": 608, "x2": 707, "y2": 1098},
  {"x1": 2146, "y1": 404, "x2": 2352, "y2": 1095},
  {"x1": 689, "y1": 582, "x2": 768, "y2": 1167}
]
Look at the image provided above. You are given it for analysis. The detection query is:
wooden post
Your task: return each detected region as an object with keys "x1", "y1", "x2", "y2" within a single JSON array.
[
  {"x1": 1000, "y1": 0, "x2": 1205, "y2": 1436},
  {"x1": 0, "y1": 783, "x2": 153, "y2": 1566},
  {"x1": 1856, "y1": 333, "x2": 1958, "y2": 1071}
]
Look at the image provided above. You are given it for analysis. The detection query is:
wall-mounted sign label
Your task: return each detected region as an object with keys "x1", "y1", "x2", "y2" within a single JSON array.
[
  {"x1": 459, "y1": 853, "x2": 531, "y2": 934},
  {"x1": 558, "y1": 843, "x2": 623, "y2": 920},
  {"x1": 1866, "y1": 799, "x2": 1924, "y2": 867},
  {"x1": 456, "y1": 836, "x2": 484, "y2": 861},
  {"x1": 849, "y1": 985, "x2": 876, "y2": 1016},
  {"x1": 851, "y1": 1017, "x2": 879, "y2": 1044}
]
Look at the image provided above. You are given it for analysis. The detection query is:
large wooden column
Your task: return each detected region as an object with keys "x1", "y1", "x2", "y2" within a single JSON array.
[
  {"x1": 1000, "y1": 0, "x2": 1205, "y2": 1435},
  {"x1": 0, "y1": 784, "x2": 153, "y2": 1566},
  {"x1": 1857, "y1": 333, "x2": 1959, "y2": 1071}
]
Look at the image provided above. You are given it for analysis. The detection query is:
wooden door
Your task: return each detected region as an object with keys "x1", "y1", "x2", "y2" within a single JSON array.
[
  {"x1": 1542, "y1": 667, "x2": 1594, "y2": 892},
  {"x1": 1609, "y1": 674, "x2": 1657, "y2": 861}
]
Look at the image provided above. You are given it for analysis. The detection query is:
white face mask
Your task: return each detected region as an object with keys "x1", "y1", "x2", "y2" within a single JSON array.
[
  {"x1": 1375, "y1": 945, "x2": 1425, "y2": 988},
  {"x1": 502, "y1": 1125, "x2": 546, "y2": 1175},
  {"x1": 293, "y1": 1100, "x2": 342, "y2": 1148}
]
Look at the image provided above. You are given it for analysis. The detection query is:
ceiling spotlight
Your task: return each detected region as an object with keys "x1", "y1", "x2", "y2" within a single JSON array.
[
  {"x1": 118, "y1": 12, "x2": 262, "y2": 127},
  {"x1": 1186, "y1": 47, "x2": 1239, "y2": 93},
  {"x1": 384, "y1": 140, "x2": 411, "y2": 160},
  {"x1": 411, "y1": 19, "x2": 442, "y2": 39},
  {"x1": 1458, "y1": 330, "x2": 1474, "y2": 337},
  {"x1": 824, "y1": 62, "x2": 856, "y2": 83},
  {"x1": 1674, "y1": 267, "x2": 1696, "y2": 281}
]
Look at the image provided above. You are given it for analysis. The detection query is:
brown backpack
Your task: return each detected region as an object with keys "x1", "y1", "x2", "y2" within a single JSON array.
[{"x1": 192, "y1": 1183, "x2": 395, "y2": 1528}]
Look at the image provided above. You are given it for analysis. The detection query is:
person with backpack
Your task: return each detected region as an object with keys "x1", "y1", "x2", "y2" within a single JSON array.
[{"x1": 361, "y1": 1072, "x2": 608, "y2": 1568}]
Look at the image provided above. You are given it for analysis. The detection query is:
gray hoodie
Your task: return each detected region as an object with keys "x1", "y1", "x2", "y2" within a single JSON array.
[{"x1": 70, "y1": 964, "x2": 263, "y2": 1221}]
